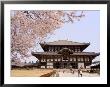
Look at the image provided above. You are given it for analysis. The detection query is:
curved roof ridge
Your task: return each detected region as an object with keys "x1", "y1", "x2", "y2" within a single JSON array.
[{"x1": 40, "y1": 40, "x2": 89, "y2": 45}]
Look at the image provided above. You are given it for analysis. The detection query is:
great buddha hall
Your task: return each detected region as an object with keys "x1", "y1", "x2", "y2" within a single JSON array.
[{"x1": 32, "y1": 40, "x2": 100, "y2": 69}]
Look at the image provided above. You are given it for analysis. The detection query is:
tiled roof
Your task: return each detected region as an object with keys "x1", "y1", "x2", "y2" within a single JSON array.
[
  {"x1": 90, "y1": 61, "x2": 100, "y2": 66},
  {"x1": 32, "y1": 52, "x2": 100, "y2": 56},
  {"x1": 40, "y1": 40, "x2": 90, "y2": 46}
]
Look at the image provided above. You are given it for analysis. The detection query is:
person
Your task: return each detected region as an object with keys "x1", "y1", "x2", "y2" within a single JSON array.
[
  {"x1": 72, "y1": 69, "x2": 74, "y2": 74},
  {"x1": 78, "y1": 69, "x2": 80, "y2": 77},
  {"x1": 79, "y1": 69, "x2": 82, "y2": 77}
]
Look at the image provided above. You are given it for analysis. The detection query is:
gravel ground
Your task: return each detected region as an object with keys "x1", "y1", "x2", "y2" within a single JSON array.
[{"x1": 53, "y1": 69, "x2": 100, "y2": 77}]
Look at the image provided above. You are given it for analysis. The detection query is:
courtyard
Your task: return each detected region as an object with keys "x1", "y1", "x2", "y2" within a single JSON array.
[
  {"x1": 52, "y1": 69, "x2": 100, "y2": 77},
  {"x1": 11, "y1": 69, "x2": 99, "y2": 77},
  {"x1": 11, "y1": 69, "x2": 54, "y2": 77}
]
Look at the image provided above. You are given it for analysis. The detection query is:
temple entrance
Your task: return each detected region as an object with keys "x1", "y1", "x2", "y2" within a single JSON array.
[
  {"x1": 53, "y1": 62, "x2": 61, "y2": 69},
  {"x1": 78, "y1": 63, "x2": 84, "y2": 69}
]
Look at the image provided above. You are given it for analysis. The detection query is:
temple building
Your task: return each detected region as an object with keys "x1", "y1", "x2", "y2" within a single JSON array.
[{"x1": 32, "y1": 40, "x2": 100, "y2": 69}]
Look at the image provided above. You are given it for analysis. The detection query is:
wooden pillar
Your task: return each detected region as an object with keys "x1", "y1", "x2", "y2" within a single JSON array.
[
  {"x1": 76, "y1": 56, "x2": 78, "y2": 69},
  {"x1": 53, "y1": 55, "x2": 55, "y2": 68},
  {"x1": 90, "y1": 56, "x2": 93, "y2": 64},
  {"x1": 83, "y1": 56, "x2": 85, "y2": 68},
  {"x1": 60, "y1": 56, "x2": 62, "y2": 69},
  {"x1": 45, "y1": 55, "x2": 47, "y2": 69},
  {"x1": 84, "y1": 56, "x2": 87, "y2": 68}
]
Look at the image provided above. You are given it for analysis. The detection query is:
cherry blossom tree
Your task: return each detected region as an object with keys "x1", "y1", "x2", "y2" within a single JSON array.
[{"x1": 11, "y1": 10, "x2": 84, "y2": 62}]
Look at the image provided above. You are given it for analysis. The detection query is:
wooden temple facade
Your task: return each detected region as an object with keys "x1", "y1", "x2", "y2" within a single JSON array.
[{"x1": 32, "y1": 40, "x2": 100, "y2": 69}]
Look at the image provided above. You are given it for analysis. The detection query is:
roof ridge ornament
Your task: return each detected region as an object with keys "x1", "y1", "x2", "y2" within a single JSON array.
[{"x1": 58, "y1": 48, "x2": 73, "y2": 54}]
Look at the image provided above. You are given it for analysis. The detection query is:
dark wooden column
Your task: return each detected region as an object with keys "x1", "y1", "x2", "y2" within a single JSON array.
[
  {"x1": 60, "y1": 56, "x2": 63, "y2": 69},
  {"x1": 76, "y1": 56, "x2": 78, "y2": 69},
  {"x1": 45, "y1": 55, "x2": 47, "y2": 68},
  {"x1": 84, "y1": 56, "x2": 86, "y2": 68},
  {"x1": 83, "y1": 56, "x2": 86, "y2": 68},
  {"x1": 90, "y1": 56, "x2": 93, "y2": 64}
]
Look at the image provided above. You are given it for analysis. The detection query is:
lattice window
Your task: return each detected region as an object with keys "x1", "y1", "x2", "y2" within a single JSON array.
[
  {"x1": 74, "y1": 58, "x2": 76, "y2": 61},
  {"x1": 47, "y1": 59, "x2": 50, "y2": 62},
  {"x1": 81, "y1": 58, "x2": 83, "y2": 61},
  {"x1": 78, "y1": 48, "x2": 80, "y2": 52},
  {"x1": 47, "y1": 63, "x2": 53, "y2": 66},
  {"x1": 75, "y1": 48, "x2": 77, "y2": 52},
  {"x1": 55, "y1": 47, "x2": 57, "y2": 52},
  {"x1": 87, "y1": 58, "x2": 89, "y2": 61},
  {"x1": 70, "y1": 58, "x2": 72, "y2": 61},
  {"x1": 78, "y1": 58, "x2": 80, "y2": 61},
  {"x1": 58, "y1": 59, "x2": 60, "y2": 61},
  {"x1": 58, "y1": 47, "x2": 60, "y2": 51},
  {"x1": 51, "y1": 59, "x2": 53, "y2": 61},
  {"x1": 55, "y1": 59, "x2": 57, "y2": 61}
]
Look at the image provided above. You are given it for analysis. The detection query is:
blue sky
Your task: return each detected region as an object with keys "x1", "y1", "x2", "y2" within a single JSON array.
[
  {"x1": 35, "y1": 11, "x2": 100, "y2": 62},
  {"x1": 45, "y1": 11, "x2": 100, "y2": 53},
  {"x1": 26, "y1": 11, "x2": 100, "y2": 63}
]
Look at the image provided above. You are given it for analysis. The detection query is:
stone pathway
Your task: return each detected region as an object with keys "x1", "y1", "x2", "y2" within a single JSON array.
[
  {"x1": 58, "y1": 72, "x2": 99, "y2": 77},
  {"x1": 53, "y1": 70, "x2": 99, "y2": 77}
]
